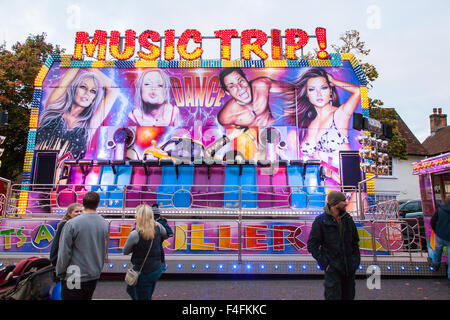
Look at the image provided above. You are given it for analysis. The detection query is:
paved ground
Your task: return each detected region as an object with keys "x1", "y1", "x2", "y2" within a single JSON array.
[{"x1": 92, "y1": 274, "x2": 449, "y2": 300}]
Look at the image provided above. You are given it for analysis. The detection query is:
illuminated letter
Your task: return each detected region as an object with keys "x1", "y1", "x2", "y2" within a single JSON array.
[
  {"x1": 137, "y1": 30, "x2": 161, "y2": 60},
  {"x1": 241, "y1": 29, "x2": 269, "y2": 60},
  {"x1": 164, "y1": 29, "x2": 175, "y2": 60},
  {"x1": 191, "y1": 224, "x2": 215, "y2": 250},
  {"x1": 109, "y1": 224, "x2": 132, "y2": 248},
  {"x1": 273, "y1": 225, "x2": 305, "y2": 251},
  {"x1": 175, "y1": 224, "x2": 187, "y2": 250},
  {"x1": 271, "y1": 29, "x2": 282, "y2": 60},
  {"x1": 285, "y1": 29, "x2": 309, "y2": 60},
  {"x1": 219, "y1": 225, "x2": 238, "y2": 250},
  {"x1": 16, "y1": 227, "x2": 26, "y2": 248},
  {"x1": 34, "y1": 225, "x2": 53, "y2": 245},
  {"x1": 73, "y1": 30, "x2": 107, "y2": 60},
  {"x1": 109, "y1": 29, "x2": 136, "y2": 60},
  {"x1": 214, "y1": 29, "x2": 238, "y2": 60},
  {"x1": 245, "y1": 225, "x2": 268, "y2": 250},
  {"x1": 177, "y1": 29, "x2": 204, "y2": 61},
  {"x1": 0, "y1": 228, "x2": 14, "y2": 249}
]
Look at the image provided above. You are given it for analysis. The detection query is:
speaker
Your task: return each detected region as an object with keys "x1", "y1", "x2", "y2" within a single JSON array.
[
  {"x1": 33, "y1": 152, "x2": 58, "y2": 186},
  {"x1": 339, "y1": 151, "x2": 364, "y2": 191},
  {"x1": 382, "y1": 123, "x2": 393, "y2": 139},
  {"x1": 352, "y1": 113, "x2": 364, "y2": 130}
]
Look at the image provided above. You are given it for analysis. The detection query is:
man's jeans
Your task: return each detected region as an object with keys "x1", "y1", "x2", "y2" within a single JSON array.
[{"x1": 431, "y1": 234, "x2": 449, "y2": 279}]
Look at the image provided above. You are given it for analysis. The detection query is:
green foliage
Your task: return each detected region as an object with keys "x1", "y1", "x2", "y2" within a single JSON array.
[
  {"x1": 332, "y1": 30, "x2": 407, "y2": 159},
  {"x1": 0, "y1": 33, "x2": 64, "y2": 182}
]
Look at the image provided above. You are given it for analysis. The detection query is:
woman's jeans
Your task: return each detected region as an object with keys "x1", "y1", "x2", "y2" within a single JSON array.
[
  {"x1": 431, "y1": 234, "x2": 449, "y2": 279},
  {"x1": 126, "y1": 268, "x2": 163, "y2": 300}
]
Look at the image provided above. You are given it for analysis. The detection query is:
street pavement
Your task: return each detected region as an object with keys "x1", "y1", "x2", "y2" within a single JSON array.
[{"x1": 92, "y1": 273, "x2": 449, "y2": 300}]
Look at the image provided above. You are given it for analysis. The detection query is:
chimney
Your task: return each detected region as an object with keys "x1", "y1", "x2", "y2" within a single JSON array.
[{"x1": 430, "y1": 107, "x2": 447, "y2": 134}]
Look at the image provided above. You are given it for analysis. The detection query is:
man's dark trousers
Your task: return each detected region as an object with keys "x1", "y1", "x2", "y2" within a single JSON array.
[
  {"x1": 324, "y1": 266, "x2": 355, "y2": 300},
  {"x1": 61, "y1": 279, "x2": 98, "y2": 300}
]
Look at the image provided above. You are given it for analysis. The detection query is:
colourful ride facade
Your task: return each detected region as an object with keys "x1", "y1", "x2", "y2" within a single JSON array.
[{"x1": 0, "y1": 50, "x2": 443, "y2": 276}]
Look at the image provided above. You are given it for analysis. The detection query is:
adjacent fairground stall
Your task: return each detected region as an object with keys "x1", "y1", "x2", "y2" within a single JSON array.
[
  {"x1": 0, "y1": 28, "x2": 445, "y2": 277},
  {"x1": 412, "y1": 153, "x2": 449, "y2": 266}
]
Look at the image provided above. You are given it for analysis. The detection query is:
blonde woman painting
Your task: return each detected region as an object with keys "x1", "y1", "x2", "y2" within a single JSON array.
[
  {"x1": 128, "y1": 69, "x2": 179, "y2": 127},
  {"x1": 36, "y1": 68, "x2": 119, "y2": 159}
]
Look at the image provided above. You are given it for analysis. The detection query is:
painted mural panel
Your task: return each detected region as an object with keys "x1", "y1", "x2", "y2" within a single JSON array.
[{"x1": 33, "y1": 62, "x2": 363, "y2": 190}]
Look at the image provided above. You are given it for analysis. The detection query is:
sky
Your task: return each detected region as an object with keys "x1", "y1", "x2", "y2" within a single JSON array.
[{"x1": 1, "y1": 0, "x2": 449, "y2": 143}]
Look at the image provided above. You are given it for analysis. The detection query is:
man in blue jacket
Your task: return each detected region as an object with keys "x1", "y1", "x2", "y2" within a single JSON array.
[
  {"x1": 307, "y1": 191, "x2": 361, "y2": 300},
  {"x1": 430, "y1": 198, "x2": 450, "y2": 281}
]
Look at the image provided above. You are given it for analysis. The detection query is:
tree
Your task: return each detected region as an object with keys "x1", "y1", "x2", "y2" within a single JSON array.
[
  {"x1": 0, "y1": 33, "x2": 64, "y2": 182},
  {"x1": 331, "y1": 30, "x2": 407, "y2": 159},
  {"x1": 368, "y1": 106, "x2": 408, "y2": 160}
]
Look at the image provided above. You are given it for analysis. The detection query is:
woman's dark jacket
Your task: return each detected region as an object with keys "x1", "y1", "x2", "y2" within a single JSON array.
[
  {"x1": 49, "y1": 221, "x2": 67, "y2": 266},
  {"x1": 307, "y1": 206, "x2": 361, "y2": 276},
  {"x1": 131, "y1": 226, "x2": 163, "y2": 274}
]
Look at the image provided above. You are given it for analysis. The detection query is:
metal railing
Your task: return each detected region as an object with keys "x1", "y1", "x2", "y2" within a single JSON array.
[
  {"x1": 1, "y1": 181, "x2": 426, "y2": 261},
  {"x1": 4, "y1": 183, "x2": 359, "y2": 218},
  {"x1": 0, "y1": 215, "x2": 425, "y2": 263}
]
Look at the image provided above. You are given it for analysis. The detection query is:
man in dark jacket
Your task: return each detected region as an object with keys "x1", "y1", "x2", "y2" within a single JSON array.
[
  {"x1": 429, "y1": 198, "x2": 450, "y2": 280},
  {"x1": 307, "y1": 191, "x2": 361, "y2": 300}
]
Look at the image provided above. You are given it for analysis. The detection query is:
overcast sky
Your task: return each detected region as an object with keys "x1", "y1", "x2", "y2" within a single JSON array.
[{"x1": 1, "y1": 0, "x2": 449, "y2": 142}]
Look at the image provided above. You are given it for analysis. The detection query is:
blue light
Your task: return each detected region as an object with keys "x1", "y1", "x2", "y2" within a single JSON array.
[
  {"x1": 260, "y1": 264, "x2": 265, "y2": 270},
  {"x1": 358, "y1": 265, "x2": 363, "y2": 270},
  {"x1": 191, "y1": 264, "x2": 196, "y2": 269},
  {"x1": 122, "y1": 264, "x2": 127, "y2": 269},
  {"x1": 0, "y1": 263, "x2": 3, "y2": 267},
  {"x1": 387, "y1": 266, "x2": 391, "y2": 271},
  {"x1": 205, "y1": 264, "x2": 210, "y2": 270},
  {"x1": 415, "y1": 266, "x2": 420, "y2": 271},
  {"x1": 108, "y1": 263, "x2": 113, "y2": 268},
  {"x1": 302, "y1": 265, "x2": 307, "y2": 270},
  {"x1": 232, "y1": 264, "x2": 238, "y2": 270},
  {"x1": 288, "y1": 264, "x2": 293, "y2": 271},
  {"x1": 430, "y1": 266, "x2": 435, "y2": 271},
  {"x1": 316, "y1": 265, "x2": 321, "y2": 270},
  {"x1": 401, "y1": 266, "x2": 405, "y2": 271},
  {"x1": 246, "y1": 264, "x2": 251, "y2": 270},
  {"x1": 177, "y1": 264, "x2": 183, "y2": 270},
  {"x1": 218, "y1": 264, "x2": 224, "y2": 270},
  {"x1": 274, "y1": 265, "x2": 279, "y2": 270}
]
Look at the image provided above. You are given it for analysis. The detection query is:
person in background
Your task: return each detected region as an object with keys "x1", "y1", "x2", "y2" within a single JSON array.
[
  {"x1": 123, "y1": 204, "x2": 170, "y2": 300},
  {"x1": 430, "y1": 197, "x2": 450, "y2": 282},
  {"x1": 307, "y1": 191, "x2": 361, "y2": 300},
  {"x1": 49, "y1": 203, "x2": 83, "y2": 266},
  {"x1": 152, "y1": 203, "x2": 173, "y2": 270},
  {"x1": 56, "y1": 192, "x2": 109, "y2": 300}
]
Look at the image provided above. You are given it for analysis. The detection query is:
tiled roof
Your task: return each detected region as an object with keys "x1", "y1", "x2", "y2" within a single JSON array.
[{"x1": 422, "y1": 126, "x2": 450, "y2": 156}]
